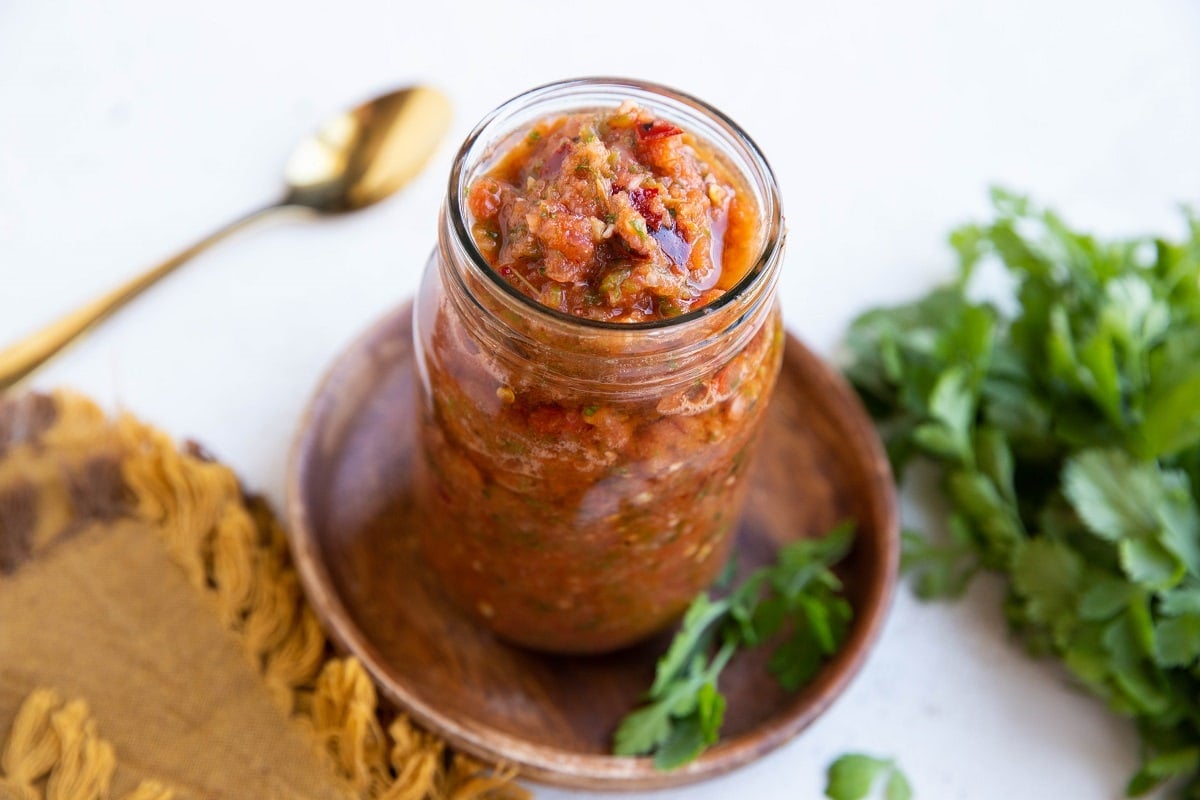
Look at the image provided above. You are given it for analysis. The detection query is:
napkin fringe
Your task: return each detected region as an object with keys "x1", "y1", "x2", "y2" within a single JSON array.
[{"x1": 0, "y1": 689, "x2": 171, "y2": 800}]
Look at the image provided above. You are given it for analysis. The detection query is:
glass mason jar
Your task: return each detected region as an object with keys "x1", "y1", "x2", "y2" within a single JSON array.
[{"x1": 412, "y1": 78, "x2": 785, "y2": 654}]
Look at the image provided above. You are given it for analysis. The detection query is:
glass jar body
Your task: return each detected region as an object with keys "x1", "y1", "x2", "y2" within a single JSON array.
[{"x1": 412, "y1": 79, "x2": 785, "y2": 654}]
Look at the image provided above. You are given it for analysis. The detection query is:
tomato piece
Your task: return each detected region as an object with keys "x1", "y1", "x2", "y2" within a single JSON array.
[{"x1": 468, "y1": 177, "x2": 504, "y2": 219}]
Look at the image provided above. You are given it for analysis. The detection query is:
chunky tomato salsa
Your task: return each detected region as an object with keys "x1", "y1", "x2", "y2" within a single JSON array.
[
  {"x1": 415, "y1": 101, "x2": 781, "y2": 653},
  {"x1": 466, "y1": 101, "x2": 759, "y2": 321}
]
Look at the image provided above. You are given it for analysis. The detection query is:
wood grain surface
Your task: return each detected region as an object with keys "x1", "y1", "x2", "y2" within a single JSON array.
[{"x1": 286, "y1": 301, "x2": 898, "y2": 790}]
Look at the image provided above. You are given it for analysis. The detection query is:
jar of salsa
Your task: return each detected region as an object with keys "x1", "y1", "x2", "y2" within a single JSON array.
[{"x1": 413, "y1": 78, "x2": 785, "y2": 654}]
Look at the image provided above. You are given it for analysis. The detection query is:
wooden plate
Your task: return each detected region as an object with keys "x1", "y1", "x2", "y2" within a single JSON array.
[{"x1": 286, "y1": 301, "x2": 898, "y2": 790}]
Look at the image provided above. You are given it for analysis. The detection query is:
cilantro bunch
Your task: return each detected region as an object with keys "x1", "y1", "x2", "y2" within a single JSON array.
[
  {"x1": 845, "y1": 189, "x2": 1200, "y2": 796},
  {"x1": 613, "y1": 522, "x2": 855, "y2": 769}
]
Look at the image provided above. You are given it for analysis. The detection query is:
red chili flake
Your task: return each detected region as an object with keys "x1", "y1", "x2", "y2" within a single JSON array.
[
  {"x1": 629, "y1": 186, "x2": 662, "y2": 231},
  {"x1": 636, "y1": 120, "x2": 683, "y2": 142}
]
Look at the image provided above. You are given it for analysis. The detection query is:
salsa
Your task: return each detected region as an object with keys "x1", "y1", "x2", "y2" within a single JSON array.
[
  {"x1": 466, "y1": 101, "x2": 760, "y2": 321},
  {"x1": 414, "y1": 95, "x2": 783, "y2": 654}
]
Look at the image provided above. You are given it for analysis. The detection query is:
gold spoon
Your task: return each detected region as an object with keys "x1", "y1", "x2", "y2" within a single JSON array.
[{"x1": 0, "y1": 86, "x2": 452, "y2": 391}]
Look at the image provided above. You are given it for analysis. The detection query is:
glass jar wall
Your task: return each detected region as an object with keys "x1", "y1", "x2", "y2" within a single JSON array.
[{"x1": 412, "y1": 78, "x2": 785, "y2": 654}]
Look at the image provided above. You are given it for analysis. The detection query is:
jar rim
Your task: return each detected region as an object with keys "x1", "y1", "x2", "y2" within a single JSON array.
[{"x1": 445, "y1": 76, "x2": 785, "y2": 333}]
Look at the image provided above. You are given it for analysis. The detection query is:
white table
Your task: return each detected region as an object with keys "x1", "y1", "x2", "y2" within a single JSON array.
[{"x1": 3, "y1": 2, "x2": 1198, "y2": 797}]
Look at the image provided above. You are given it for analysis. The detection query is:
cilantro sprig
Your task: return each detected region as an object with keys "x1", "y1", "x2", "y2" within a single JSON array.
[
  {"x1": 612, "y1": 522, "x2": 855, "y2": 769},
  {"x1": 845, "y1": 189, "x2": 1200, "y2": 797}
]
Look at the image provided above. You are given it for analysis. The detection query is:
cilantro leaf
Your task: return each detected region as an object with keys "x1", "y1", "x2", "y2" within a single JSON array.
[
  {"x1": 611, "y1": 693, "x2": 675, "y2": 756},
  {"x1": 1118, "y1": 538, "x2": 1183, "y2": 590},
  {"x1": 1063, "y1": 449, "x2": 1199, "y2": 587},
  {"x1": 886, "y1": 768, "x2": 914, "y2": 800},
  {"x1": 647, "y1": 593, "x2": 729, "y2": 698},
  {"x1": 825, "y1": 753, "x2": 912, "y2": 800},
  {"x1": 1155, "y1": 614, "x2": 1200, "y2": 668},
  {"x1": 653, "y1": 714, "x2": 706, "y2": 771},
  {"x1": 1063, "y1": 450, "x2": 1167, "y2": 543},
  {"x1": 1127, "y1": 747, "x2": 1200, "y2": 797},
  {"x1": 1078, "y1": 575, "x2": 1136, "y2": 621},
  {"x1": 913, "y1": 366, "x2": 975, "y2": 462},
  {"x1": 1141, "y1": 331, "x2": 1200, "y2": 458},
  {"x1": 900, "y1": 520, "x2": 980, "y2": 599},
  {"x1": 826, "y1": 754, "x2": 890, "y2": 799}
]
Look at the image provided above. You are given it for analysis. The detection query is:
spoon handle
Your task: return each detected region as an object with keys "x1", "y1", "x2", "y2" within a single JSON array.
[{"x1": 0, "y1": 203, "x2": 282, "y2": 392}]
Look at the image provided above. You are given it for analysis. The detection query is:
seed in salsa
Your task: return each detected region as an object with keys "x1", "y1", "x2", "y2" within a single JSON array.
[{"x1": 466, "y1": 101, "x2": 760, "y2": 322}]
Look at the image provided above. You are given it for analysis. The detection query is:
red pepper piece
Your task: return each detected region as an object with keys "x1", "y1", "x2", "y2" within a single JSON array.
[
  {"x1": 636, "y1": 120, "x2": 683, "y2": 142},
  {"x1": 629, "y1": 186, "x2": 663, "y2": 231}
]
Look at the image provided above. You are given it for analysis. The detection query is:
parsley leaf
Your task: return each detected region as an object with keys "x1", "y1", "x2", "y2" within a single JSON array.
[
  {"x1": 612, "y1": 523, "x2": 855, "y2": 768},
  {"x1": 843, "y1": 190, "x2": 1200, "y2": 797}
]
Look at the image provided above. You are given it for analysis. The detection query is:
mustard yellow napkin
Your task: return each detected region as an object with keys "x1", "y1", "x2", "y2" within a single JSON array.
[{"x1": 0, "y1": 391, "x2": 528, "y2": 800}]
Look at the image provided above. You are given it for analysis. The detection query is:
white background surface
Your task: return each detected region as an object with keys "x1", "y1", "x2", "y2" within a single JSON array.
[{"x1": 3, "y1": 2, "x2": 1200, "y2": 797}]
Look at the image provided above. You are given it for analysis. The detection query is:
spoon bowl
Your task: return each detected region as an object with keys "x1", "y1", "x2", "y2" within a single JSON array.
[{"x1": 285, "y1": 87, "x2": 452, "y2": 213}]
